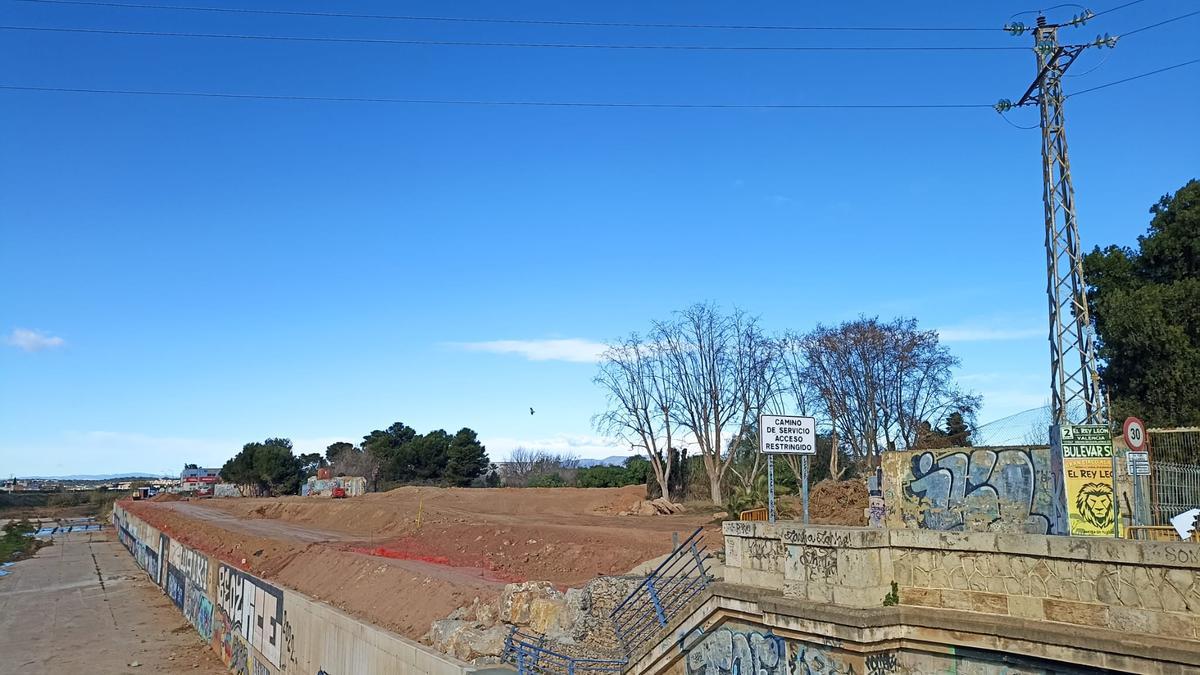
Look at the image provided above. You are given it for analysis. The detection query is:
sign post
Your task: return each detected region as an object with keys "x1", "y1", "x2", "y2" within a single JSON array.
[
  {"x1": 1124, "y1": 415, "x2": 1150, "y2": 527},
  {"x1": 759, "y1": 414, "x2": 817, "y2": 524},
  {"x1": 1057, "y1": 423, "x2": 1122, "y2": 537},
  {"x1": 801, "y1": 455, "x2": 810, "y2": 525}
]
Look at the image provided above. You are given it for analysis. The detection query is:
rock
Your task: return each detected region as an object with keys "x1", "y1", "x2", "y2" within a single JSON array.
[
  {"x1": 472, "y1": 625, "x2": 511, "y2": 659},
  {"x1": 560, "y1": 587, "x2": 590, "y2": 639},
  {"x1": 426, "y1": 618, "x2": 468, "y2": 649},
  {"x1": 475, "y1": 599, "x2": 499, "y2": 626},
  {"x1": 713, "y1": 511, "x2": 729, "y2": 520},
  {"x1": 500, "y1": 581, "x2": 562, "y2": 626},
  {"x1": 527, "y1": 596, "x2": 566, "y2": 635}
]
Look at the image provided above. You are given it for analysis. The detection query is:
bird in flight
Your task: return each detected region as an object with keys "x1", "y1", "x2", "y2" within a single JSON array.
[{"x1": 530, "y1": 407, "x2": 535, "y2": 415}]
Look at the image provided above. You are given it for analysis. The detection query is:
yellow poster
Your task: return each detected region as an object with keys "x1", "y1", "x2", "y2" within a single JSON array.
[{"x1": 1059, "y1": 424, "x2": 1121, "y2": 537}]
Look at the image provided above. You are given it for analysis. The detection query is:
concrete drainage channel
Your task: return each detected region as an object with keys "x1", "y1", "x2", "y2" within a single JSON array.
[{"x1": 112, "y1": 504, "x2": 513, "y2": 675}]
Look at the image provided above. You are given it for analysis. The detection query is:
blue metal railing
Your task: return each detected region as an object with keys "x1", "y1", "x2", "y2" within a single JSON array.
[
  {"x1": 502, "y1": 627, "x2": 626, "y2": 674},
  {"x1": 609, "y1": 527, "x2": 712, "y2": 655}
]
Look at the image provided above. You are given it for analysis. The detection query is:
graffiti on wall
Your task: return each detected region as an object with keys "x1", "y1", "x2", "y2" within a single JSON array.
[
  {"x1": 184, "y1": 579, "x2": 215, "y2": 642},
  {"x1": 905, "y1": 448, "x2": 1054, "y2": 534},
  {"x1": 794, "y1": 642, "x2": 857, "y2": 675},
  {"x1": 685, "y1": 628, "x2": 788, "y2": 675},
  {"x1": 167, "y1": 564, "x2": 186, "y2": 608},
  {"x1": 218, "y1": 563, "x2": 284, "y2": 668},
  {"x1": 171, "y1": 539, "x2": 210, "y2": 589}
]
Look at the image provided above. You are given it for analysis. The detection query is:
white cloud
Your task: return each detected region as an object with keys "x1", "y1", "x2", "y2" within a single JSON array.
[
  {"x1": 936, "y1": 326, "x2": 1042, "y2": 342},
  {"x1": 453, "y1": 338, "x2": 607, "y2": 363},
  {"x1": 5, "y1": 328, "x2": 65, "y2": 352}
]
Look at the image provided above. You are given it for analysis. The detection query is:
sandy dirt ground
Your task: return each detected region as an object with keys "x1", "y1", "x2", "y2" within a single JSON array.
[
  {"x1": 125, "y1": 486, "x2": 722, "y2": 639},
  {"x1": 0, "y1": 528, "x2": 226, "y2": 675}
]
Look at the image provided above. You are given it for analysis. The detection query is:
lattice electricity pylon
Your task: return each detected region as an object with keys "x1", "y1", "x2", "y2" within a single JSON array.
[{"x1": 995, "y1": 13, "x2": 1117, "y2": 425}]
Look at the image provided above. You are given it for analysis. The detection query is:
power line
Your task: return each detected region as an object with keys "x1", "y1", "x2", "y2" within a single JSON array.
[
  {"x1": 1067, "y1": 57, "x2": 1200, "y2": 97},
  {"x1": 1119, "y1": 8, "x2": 1200, "y2": 38},
  {"x1": 0, "y1": 84, "x2": 996, "y2": 108},
  {"x1": 4, "y1": 57, "x2": 1190, "y2": 108},
  {"x1": 0, "y1": 24, "x2": 1027, "y2": 51},
  {"x1": 6, "y1": 0, "x2": 1003, "y2": 32},
  {"x1": 1091, "y1": 0, "x2": 1150, "y2": 19}
]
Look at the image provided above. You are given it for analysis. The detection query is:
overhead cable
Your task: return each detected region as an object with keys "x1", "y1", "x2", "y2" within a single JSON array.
[
  {"x1": 1118, "y1": 9, "x2": 1200, "y2": 38},
  {"x1": 1067, "y1": 57, "x2": 1200, "y2": 97},
  {"x1": 6, "y1": 0, "x2": 1004, "y2": 32},
  {"x1": 0, "y1": 85, "x2": 996, "y2": 108},
  {"x1": 0, "y1": 24, "x2": 1027, "y2": 51}
]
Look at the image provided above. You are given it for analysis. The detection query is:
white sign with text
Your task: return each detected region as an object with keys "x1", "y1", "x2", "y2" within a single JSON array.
[{"x1": 759, "y1": 415, "x2": 817, "y2": 455}]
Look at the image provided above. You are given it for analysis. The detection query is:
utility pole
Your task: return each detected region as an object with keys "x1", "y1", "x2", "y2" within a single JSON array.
[{"x1": 997, "y1": 11, "x2": 1116, "y2": 425}]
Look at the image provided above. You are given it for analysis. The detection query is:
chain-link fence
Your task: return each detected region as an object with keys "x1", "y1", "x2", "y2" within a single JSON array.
[{"x1": 1148, "y1": 428, "x2": 1200, "y2": 526}]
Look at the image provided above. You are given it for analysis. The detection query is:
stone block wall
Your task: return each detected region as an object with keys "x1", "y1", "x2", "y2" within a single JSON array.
[{"x1": 722, "y1": 521, "x2": 1200, "y2": 642}]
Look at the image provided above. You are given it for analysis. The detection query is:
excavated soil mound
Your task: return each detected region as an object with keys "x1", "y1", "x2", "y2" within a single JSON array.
[
  {"x1": 805, "y1": 479, "x2": 868, "y2": 525},
  {"x1": 149, "y1": 492, "x2": 182, "y2": 502},
  {"x1": 123, "y1": 486, "x2": 719, "y2": 640}
]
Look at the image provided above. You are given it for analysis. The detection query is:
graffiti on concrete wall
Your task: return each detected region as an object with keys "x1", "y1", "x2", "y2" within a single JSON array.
[
  {"x1": 171, "y1": 539, "x2": 210, "y2": 589},
  {"x1": 685, "y1": 628, "x2": 788, "y2": 675},
  {"x1": 184, "y1": 579, "x2": 214, "y2": 642},
  {"x1": 282, "y1": 610, "x2": 298, "y2": 667},
  {"x1": 905, "y1": 448, "x2": 1054, "y2": 534},
  {"x1": 864, "y1": 652, "x2": 899, "y2": 675},
  {"x1": 794, "y1": 643, "x2": 857, "y2": 675},
  {"x1": 788, "y1": 545, "x2": 839, "y2": 582},
  {"x1": 252, "y1": 660, "x2": 270, "y2": 675},
  {"x1": 167, "y1": 563, "x2": 186, "y2": 608},
  {"x1": 218, "y1": 563, "x2": 284, "y2": 668}
]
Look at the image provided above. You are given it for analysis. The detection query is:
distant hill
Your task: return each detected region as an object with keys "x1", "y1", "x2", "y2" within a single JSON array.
[
  {"x1": 577, "y1": 456, "x2": 632, "y2": 468},
  {"x1": 16, "y1": 473, "x2": 168, "y2": 481}
]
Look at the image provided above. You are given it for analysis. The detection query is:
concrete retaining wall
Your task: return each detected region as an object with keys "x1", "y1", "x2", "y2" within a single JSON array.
[
  {"x1": 722, "y1": 521, "x2": 1200, "y2": 641},
  {"x1": 113, "y1": 504, "x2": 510, "y2": 675}
]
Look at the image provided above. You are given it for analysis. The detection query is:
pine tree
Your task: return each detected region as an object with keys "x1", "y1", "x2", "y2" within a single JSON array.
[{"x1": 444, "y1": 428, "x2": 490, "y2": 487}]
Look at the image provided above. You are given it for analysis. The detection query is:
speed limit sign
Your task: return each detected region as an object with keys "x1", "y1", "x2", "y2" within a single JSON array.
[{"x1": 1123, "y1": 417, "x2": 1148, "y2": 452}]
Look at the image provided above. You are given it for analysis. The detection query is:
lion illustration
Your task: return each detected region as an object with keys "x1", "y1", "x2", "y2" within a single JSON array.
[{"x1": 1076, "y1": 482, "x2": 1114, "y2": 529}]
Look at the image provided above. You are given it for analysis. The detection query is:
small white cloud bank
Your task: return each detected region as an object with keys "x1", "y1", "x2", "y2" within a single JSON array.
[
  {"x1": 5, "y1": 328, "x2": 66, "y2": 352},
  {"x1": 454, "y1": 338, "x2": 606, "y2": 363}
]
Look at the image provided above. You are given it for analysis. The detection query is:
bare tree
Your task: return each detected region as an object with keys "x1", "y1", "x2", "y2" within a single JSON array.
[
  {"x1": 800, "y1": 317, "x2": 979, "y2": 470},
  {"x1": 502, "y1": 448, "x2": 579, "y2": 486},
  {"x1": 725, "y1": 312, "x2": 786, "y2": 492},
  {"x1": 654, "y1": 304, "x2": 783, "y2": 505},
  {"x1": 777, "y1": 332, "x2": 843, "y2": 482},
  {"x1": 593, "y1": 334, "x2": 678, "y2": 501}
]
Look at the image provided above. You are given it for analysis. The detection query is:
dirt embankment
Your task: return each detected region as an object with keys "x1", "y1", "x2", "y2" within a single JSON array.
[{"x1": 125, "y1": 485, "x2": 721, "y2": 639}]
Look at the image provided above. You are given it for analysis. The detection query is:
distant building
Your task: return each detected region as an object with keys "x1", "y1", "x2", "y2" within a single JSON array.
[{"x1": 180, "y1": 466, "x2": 221, "y2": 486}]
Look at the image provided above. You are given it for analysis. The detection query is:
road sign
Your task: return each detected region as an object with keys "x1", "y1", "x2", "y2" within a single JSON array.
[
  {"x1": 1127, "y1": 450, "x2": 1151, "y2": 476},
  {"x1": 1123, "y1": 417, "x2": 1147, "y2": 452},
  {"x1": 758, "y1": 415, "x2": 817, "y2": 454}
]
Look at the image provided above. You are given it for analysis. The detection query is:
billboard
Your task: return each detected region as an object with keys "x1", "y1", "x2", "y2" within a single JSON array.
[{"x1": 1056, "y1": 423, "x2": 1120, "y2": 537}]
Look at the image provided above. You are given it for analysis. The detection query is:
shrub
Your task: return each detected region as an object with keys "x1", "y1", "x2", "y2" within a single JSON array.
[{"x1": 527, "y1": 473, "x2": 567, "y2": 488}]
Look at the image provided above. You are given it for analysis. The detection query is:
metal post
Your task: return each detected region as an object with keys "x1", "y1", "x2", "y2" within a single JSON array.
[
  {"x1": 767, "y1": 454, "x2": 776, "y2": 523},
  {"x1": 647, "y1": 577, "x2": 668, "y2": 626},
  {"x1": 801, "y1": 455, "x2": 810, "y2": 525},
  {"x1": 1132, "y1": 468, "x2": 1143, "y2": 528}
]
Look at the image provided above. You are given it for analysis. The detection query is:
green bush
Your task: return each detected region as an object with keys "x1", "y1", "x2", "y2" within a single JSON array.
[
  {"x1": 527, "y1": 473, "x2": 567, "y2": 488},
  {"x1": 575, "y1": 465, "x2": 635, "y2": 488}
]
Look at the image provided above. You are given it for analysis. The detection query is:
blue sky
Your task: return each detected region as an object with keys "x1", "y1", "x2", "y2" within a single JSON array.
[{"x1": 1, "y1": 1, "x2": 1197, "y2": 476}]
